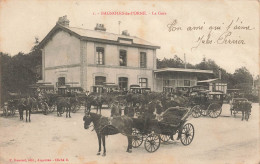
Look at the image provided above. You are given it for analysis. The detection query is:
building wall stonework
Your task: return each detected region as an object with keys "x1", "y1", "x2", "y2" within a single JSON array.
[
  {"x1": 44, "y1": 31, "x2": 81, "y2": 68},
  {"x1": 85, "y1": 66, "x2": 153, "y2": 92},
  {"x1": 42, "y1": 30, "x2": 155, "y2": 91},
  {"x1": 45, "y1": 66, "x2": 81, "y2": 87}
]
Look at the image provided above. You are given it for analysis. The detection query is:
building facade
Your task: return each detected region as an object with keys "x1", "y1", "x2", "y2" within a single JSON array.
[
  {"x1": 154, "y1": 68, "x2": 213, "y2": 92},
  {"x1": 39, "y1": 16, "x2": 159, "y2": 92},
  {"x1": 39, "y1": 16, "x2": 215, "y2": 93}
]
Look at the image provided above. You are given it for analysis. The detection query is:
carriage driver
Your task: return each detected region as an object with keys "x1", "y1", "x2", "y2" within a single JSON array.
[
  {"x1": 111, "y1": 101, "x2": 121, "y2": 117},
  {"x1": 143, "y1": 104, "x2": 154, "y2": 132},
  {"x1": 85, "y1": 90, "x2": 90, "y2": 96}
]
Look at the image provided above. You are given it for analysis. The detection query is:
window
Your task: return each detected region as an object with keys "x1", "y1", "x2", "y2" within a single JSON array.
[
  {"x1": 119, "y1": 50, "x2": 127, "y2": 66},
  {"x1": 140, "y1": 52, "x2": 147, "y2": 68},
  {"x1": 177, "y1": 80, "x2": 184, "y2": 86},
  {"x1": 96, "y1": 47, "x2": 104, "y2": 65},
  {"x1": 184, "y1": 80, "x2": 190, "y2": 86},
  {"x1": 118, "y1": 77, "x2": 128, "y2": 90},
  {"x1": 139, "y1": 78, "x2": 148, "y2": 87},
  {"x1": 95, "y1": 76, "x2": 106, "y2": 85}
]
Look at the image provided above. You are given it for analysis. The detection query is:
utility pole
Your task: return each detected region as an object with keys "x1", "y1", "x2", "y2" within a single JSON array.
[
  {"x1": 118, "y1": 21, "x2": 121, "y2": 34},
  {"x1": 184, "y1": 53, "x2": 186, "y2": 69}
]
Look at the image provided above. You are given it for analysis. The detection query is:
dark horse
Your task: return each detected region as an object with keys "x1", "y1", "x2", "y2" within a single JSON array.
[
  {"x1": 56, "y1": 96, "x2": 77, "y2": 118},
  {"x1": 85, "y1": 95, "x2": 103, "y2": 114},
  {"x1": 18, "y1": 97, "x2": 33, "y2": 122},
  {"x1": 83, "y1": 112, "x2": 133, "y2": 156}
]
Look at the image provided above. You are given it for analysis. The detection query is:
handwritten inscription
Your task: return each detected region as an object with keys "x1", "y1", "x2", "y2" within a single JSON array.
[{"x1": 167, "y1": 18, "x2": 255, "y2": 51}]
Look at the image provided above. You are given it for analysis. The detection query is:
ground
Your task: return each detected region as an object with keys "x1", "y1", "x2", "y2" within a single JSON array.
[{"x1": 0, "y1": 104, "x2": 259, "y2": 164}]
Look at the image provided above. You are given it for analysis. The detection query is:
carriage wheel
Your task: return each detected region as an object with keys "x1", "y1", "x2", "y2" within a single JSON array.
[
  {"x1": 42, "y1": 102, "x2": 49, "y2": 115},
  {"x1": 50, "y1": 105, "x2": 57, "y2": 113},
  {"x1": 31, "y1": 104, "x2": 38, "y2": 113},
  {"x1": 132, "y1": 128, "x2": 143, "y2": 148},
  {"x1": 2, "y1": 105, "x2": 7, "y2": 117},
  {"x1": 160, "y1": 135, "x2": 170, "y2": 142},
  {"x1": 144, "y1": 133, "x2": 160, "y2": 153},
  {"x1": 200, "y1": 105, "x2": 207, "y2": 116},
  {"x1": 72, "y1": 104, "x2": 81, "y2": 113},
  {"x1": 180, "y1": 123, "x2": 194, "y2": 146},
  {"x1": 208, "y1": 103, "x2": 222, "y2": 118},
  {"x1": 61, "y1": 107, "x2": 65, "y2": 114},
  {"x1": 191, "y1": 105, "x2": 201, "y2": 118}
]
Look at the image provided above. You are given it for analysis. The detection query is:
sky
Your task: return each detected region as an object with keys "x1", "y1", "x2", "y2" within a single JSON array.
[{"x1": 0, "y1": 0, "x2": 259, "y2": 76}]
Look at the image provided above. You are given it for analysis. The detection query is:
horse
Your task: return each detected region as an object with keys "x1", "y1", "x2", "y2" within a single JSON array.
[
  {"x1": 83, "y1": 112, "x2": 133, "y2": 156},
  {"x1": 18, "y1": 97, "x2": 33, "y2": 122},
  {"x1": 56, "y1": 96, "x2": 75, "y2": 118},
  {"x1": 56, "y1": 97, "x2": 67, "y2": 117},
  {"x1": 124, "y1": 93, "x2": 145, "y2": 107},
  {"x1": 124, "y1": 103, "x2": 135, "y2": 117},
  {"x1": 85, "y1": 95, "x2": 104, "y2": 114},
  {"x1": 231, "y1": 99, "x2": 252, "y2": 121}
]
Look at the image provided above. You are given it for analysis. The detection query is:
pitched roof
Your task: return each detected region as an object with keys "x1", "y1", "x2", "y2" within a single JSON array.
[{"x1": 38, "y1": 23, "x2": 160, "y2": 49}]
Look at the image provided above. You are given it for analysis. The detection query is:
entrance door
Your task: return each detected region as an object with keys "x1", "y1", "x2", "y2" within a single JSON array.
[
  {"x1": 119, "y1": 77, "x2": 128, "y2": 91},
  {"x1": 58, "y1": 77, "x2": 65, "y2": 87}
]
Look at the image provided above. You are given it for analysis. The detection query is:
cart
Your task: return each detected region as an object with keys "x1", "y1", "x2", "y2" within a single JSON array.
[
  {"x1": 191, "y1": 91, "x2": 224, "y2": 118},
  {"x1": 1, "y1": 92, "x2": 21, "y2": 117},
  {"x1": 132, "y1": 107, "x2": 194, "y2": 153},
  {"x1": 230, "y1": 98, "x2": 252, "y2": 121}
]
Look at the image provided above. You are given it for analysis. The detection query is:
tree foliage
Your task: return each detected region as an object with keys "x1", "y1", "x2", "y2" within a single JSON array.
[
  {"x1": 0, "y1": 39, "x2": 41, "y2": 104},
  {"x1": 156, "y1": 56, "x2": 253, "y2": 90},
  {"x1": 0, "y1": 44, "x2": 256, "y2": 104}
]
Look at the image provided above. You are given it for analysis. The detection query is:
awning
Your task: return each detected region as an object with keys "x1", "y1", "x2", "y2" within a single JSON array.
[
  {"x1": 154, "y1": 68, "x2": 213, "y2": 74},
  {"x1": 197, "y1": 78, "x2": 219, "y2": 83}
]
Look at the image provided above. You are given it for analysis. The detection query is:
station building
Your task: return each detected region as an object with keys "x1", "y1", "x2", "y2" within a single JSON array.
[{"x1": 38, "y1": 16, "x2": 213, "y2": 93}]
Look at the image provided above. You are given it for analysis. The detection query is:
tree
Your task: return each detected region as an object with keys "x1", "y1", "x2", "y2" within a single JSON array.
[
  {"x1": 157, "y1": 55, "x2": 186, "y2": 69},
  {"x1": 0, "y1": 52, "x2": 12, "y2": 104},
  {"x1": 232, "y1": 67, "x2": 253, "y2": 92},
  {"x1": 0, "y1": 37, "x2": 42, "y2": 105}
]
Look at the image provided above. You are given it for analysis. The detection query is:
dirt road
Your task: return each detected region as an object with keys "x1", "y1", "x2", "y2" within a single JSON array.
[{"x1": 0, "y1": 104, "x2": 259, "y2": 164}]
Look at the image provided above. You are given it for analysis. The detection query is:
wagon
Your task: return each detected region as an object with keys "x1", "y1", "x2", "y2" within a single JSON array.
[
  {"x1": 130, "y1": 85, "x2": 151, "y2": 94},
  {"x1": 230, "y1": 98, "x2": 252, "y2": 121},
  {"x1": 191, "y1": 91, "x2": 224, "y2": 118},
  {"x1": 132, "y1": 107, "x2": 194, "y2": 153},
  {"x1": 1, "y1": 92, "x2": 21, "y2": 117},
  {"x1": 55, "y1": 86, "x2": 81, "y2": 113}
]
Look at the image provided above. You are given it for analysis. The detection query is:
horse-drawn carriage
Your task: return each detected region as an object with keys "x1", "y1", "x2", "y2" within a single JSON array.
[
  {"x1": 132, "y1": 107, "x2": 194, "y2": 153},
  {"x1": 230, "y1": 98, "x2": 252, "y2": 121},
  {"x1": 1, "y1": 92, "x2": 21, "y2": 117},
  {"x1": 129, "y1": 85, "x2": 151, "y2": 94},
  {"x1": 191, "y1": 90, "x2": 224, "y2": 118},
  {"x1": 28, "y1": 83, "x2": 55, "y2": 114}
]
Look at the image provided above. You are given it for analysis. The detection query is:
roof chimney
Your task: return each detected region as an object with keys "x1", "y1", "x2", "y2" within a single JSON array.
[
  {"x1": 122, "y1": 30, "x2": 130, "y2": 36},
  {"x1": 95, "y1": 24, "x2": 106, "y2": 31},
  {"x1": 57, "y1": 15, "x2": 70, "y2": 27}
]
